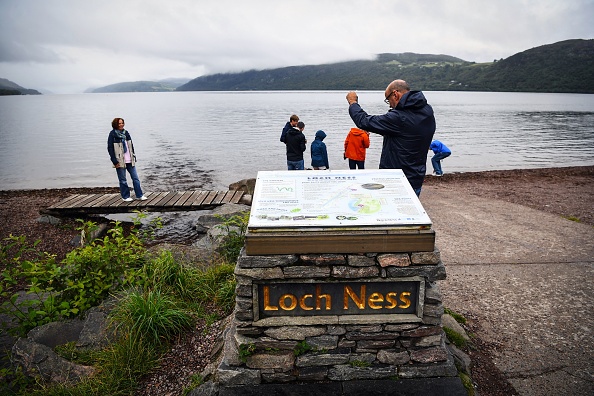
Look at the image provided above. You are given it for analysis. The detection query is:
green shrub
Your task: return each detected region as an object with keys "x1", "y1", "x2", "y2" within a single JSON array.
[
  {"x1": 215, "y1": 211, "x2": 249, "y2": 263},
  {"x1": 0, "y1": 210, "x2": 242, "y2": 395},
  {"x1": 0, "y1": 220, "x2": 147, "y2": 336}
]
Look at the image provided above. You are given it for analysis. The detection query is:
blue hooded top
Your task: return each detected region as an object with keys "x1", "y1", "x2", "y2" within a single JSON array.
[{"x1": 310, "y1": 130, "x2": 329, "y2": 168}]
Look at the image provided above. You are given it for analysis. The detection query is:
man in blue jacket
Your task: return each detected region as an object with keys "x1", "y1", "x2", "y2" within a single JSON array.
[{"x1": 346, "y1": 80, "x2": 435, "y2": 196}]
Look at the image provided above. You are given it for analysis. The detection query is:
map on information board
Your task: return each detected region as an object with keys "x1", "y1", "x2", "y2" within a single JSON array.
[{"x1": 248, "y1": 169, "x2": 432, "y2": 230}]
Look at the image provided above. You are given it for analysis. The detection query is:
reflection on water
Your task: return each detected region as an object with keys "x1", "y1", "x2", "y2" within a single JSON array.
[{"x1": 1, "y1": 91, "x2": 593, "y2": 191}]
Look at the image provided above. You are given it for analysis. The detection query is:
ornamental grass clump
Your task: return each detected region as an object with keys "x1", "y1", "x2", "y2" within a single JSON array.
[{"x1": 110, "y1": 288, "x2": 194, "y2": 347}]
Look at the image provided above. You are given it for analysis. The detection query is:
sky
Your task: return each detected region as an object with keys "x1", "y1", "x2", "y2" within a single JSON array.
[{"x1": 1, "y1": 0, "x2": 593, "y2": 94}]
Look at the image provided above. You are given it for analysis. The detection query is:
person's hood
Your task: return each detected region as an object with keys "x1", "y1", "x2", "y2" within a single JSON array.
[
  {"x1": 349, "y1": 128, "x2": 366, "y2": 136},
  {"x1": 288, "y1": 127, "x2": 301, "y2": 135},
  {"x1": 315, "y1": 130, "x2": 326, "y2": 140},
  {"x1": 397, "y1": 91, "x2": 428, "y2": 110}
]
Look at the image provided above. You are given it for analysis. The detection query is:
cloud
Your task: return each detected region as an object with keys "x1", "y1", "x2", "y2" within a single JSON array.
[{"x1": 1, "y1": 0, "x2": 592, "y2": 93}]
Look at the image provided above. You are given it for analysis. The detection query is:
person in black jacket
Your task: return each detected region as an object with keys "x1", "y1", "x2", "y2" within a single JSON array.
[
  {"x1": 285, "y1": 121, "x2": 307, "y2": 170},
  {"x1": 107, "y1": 117, "x2": 147, "y2": 202},
  {"x1": 280, "y1": 114, "x2": 299, "y2": 143},
  {"x1": 346, "y1": 80, "x2": 436, "y2": 196}
]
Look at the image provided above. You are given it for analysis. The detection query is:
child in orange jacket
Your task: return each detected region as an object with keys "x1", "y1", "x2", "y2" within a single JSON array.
[{"x1": 344, "y1": 127, "x2": 370, "y2": 169}]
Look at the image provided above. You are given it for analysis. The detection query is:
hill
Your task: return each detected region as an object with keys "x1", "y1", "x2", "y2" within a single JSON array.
[
  {"x1": 0, "y1": 78, "x2": 42, "y2": 95},
  {"x1": 88, "y1": 78, "x2": 190, "y2": 93},
  {"x1": 177, "y1": 39, "x2": 594, "y2": 93}
]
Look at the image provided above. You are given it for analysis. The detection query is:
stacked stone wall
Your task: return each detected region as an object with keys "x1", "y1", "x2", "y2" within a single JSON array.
[{"x1": 216, "y1": 247, "x2": 456, "y2": 386}]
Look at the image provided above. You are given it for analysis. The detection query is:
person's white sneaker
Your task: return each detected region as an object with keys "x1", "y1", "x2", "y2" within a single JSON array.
[
  {"x1": 138, "y1": 195, "x2": 148, "y2": 200},
  {"x1": 122, "y1": 197, "x2": 134, "y2": 202}
]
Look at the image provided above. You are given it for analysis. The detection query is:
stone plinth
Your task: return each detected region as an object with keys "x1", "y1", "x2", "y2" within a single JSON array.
[{"x1": 213, "y1": 247, "x2": 456, "y2": 387}]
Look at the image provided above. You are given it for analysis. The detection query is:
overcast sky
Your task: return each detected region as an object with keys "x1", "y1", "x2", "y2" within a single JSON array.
[{"x1": 1, "y1": 0, "x2": 592, "y2": 94}]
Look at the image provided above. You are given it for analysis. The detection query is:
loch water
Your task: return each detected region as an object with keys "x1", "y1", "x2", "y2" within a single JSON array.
[{"x1": 1, "y1": 90, "x2": 593, "y2": 192}]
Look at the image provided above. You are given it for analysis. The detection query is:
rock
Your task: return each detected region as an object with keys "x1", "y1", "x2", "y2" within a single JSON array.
[
  {"x1": 28, "y1": 320, "x2": 84, "y2": 349},
  {"x1": 77, "y1": 309, "x2": 115, "y2": 349},
  {"x1": 188, "y1": 381, "x2": 219, "y2": 396},
  {"x1": 10, "y1": 297, "x2": 116, "y2": 386},
  {"x1": 12, "y1": 337, "x2": 96, "y2": 384},
  {"x1": 442, "y1": 314, "x2": 470, "y2": 341},
  {"x1": 447, "y1": 343, "x2": 473, "y2": 375},
  {"x1": 37, "y1": 214, "x2": 62, "y2": 225},
  {"x1": 229, "y1": 179, "x2": 256, "y2": 195},
  {"x1": 194, "y1": 203, "x2": 251, "y2": 231}
]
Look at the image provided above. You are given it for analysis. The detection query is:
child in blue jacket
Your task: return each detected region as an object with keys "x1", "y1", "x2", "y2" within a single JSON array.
[
  {"x1": 311, "y1": 130, "x2": 329, "y2": 170},
  {"x1": 429, "y1": 140, "x2": 451, "y2": 176}
]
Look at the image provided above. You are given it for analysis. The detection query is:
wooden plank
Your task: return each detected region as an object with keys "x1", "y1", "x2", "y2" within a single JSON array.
[
  {"x1": 245, "y1": 230, "x2": 435, "y2": 256},
  {"x1": 188, "y1": 191, "x2": 209, "y2": 206},
  {"x1": 181, "y1": 191, "x2": 205, "y2": 207},
  {"x1": 163, "y1": 191, "x2": 186, "y2": 207},
  {"x1": 152, "y1": 192, "x2": 173, "y2": 206},
  {"x1": 173, "y1": 191, "x2": 195, "y2": 206},
  {"x1": 43, "y1": 189, "x2": 242, "y2": 216},
  {"x1": 221, "y1": 191, "x2": 235, "y2": 204},
  {"x1": 51, "y1": 194, "x2": 83, "y2": 209},
  {"x1": 81, "y1": 193, "x2": 114, "y2": 208},
  {"x1": 62, "y1": 194, "x2": 101, "y2": 208},
  {"x1": 143, "y1": 192, "x2": 167, "y2": 206},
  {"x1": 201, "y1": 191, "x2": 219, "y2": 206},
  {"x1": 90, "y1": 194, "x2": 119, "y2": 208},
  {"x1": 229, "y1": 190, "x2": 244, "y2": 204},
  {"x1": 99, "y1": 194, "x2": 124, "y2": 208},
  {"x1": 211, "y1": 191, "x2": 228, "y2": 205}
]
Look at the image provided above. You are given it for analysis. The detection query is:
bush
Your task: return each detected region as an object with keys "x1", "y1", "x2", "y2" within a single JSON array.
[
  {"x1": 0, "y1": 220, "x2": 147, "y2": 336},
  {"x1": 0, "y1": 212, "x2": 240, "y2": 395},
  {"x1": 216, "y1": 211, "x2": 249, "y2": 263}
]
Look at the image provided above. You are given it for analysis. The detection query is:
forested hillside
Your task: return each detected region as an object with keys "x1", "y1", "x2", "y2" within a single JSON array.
[
  {"x1": 178, "y1": 39, "x2": 594, "y2": 93},
  {"x1": 0, "y1": 78, "x2": 42, "y2": 95}
]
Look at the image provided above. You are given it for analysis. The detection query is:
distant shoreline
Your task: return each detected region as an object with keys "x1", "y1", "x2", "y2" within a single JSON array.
[{"x1": 1, "y1": 165, "x2": 592, "y2": 193}]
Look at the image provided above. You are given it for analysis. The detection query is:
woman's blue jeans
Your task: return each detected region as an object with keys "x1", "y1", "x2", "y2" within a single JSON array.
[{"x1": 116, "y1": 163, "x2": 143, "y2": 199}]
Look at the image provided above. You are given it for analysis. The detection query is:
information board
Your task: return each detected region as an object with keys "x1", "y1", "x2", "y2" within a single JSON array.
[{"x1": 248, "y1": 169, "x2": 432, "y2": 230}]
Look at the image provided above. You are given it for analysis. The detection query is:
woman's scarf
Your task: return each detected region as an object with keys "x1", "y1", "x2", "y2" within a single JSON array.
[{"x1": 114, "y1": 129, "x2": 128, "y2": 153}]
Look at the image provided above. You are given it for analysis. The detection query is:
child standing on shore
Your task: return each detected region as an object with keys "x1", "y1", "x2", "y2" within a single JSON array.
[
  {"x1": 344, "y1": 127, "x2": 370, "y2": 169},
  {"x1": 311, "y1": 130, "x2": 329, "y2": 170}
]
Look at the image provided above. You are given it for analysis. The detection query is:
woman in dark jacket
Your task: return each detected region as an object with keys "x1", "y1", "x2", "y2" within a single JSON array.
[{"x1": 107, "y1": 117, "x2": 147, "y2": 202}]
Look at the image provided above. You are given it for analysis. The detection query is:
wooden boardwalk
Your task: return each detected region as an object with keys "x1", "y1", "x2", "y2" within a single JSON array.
[{"x1": 42, "y1": 190, "x2": 246, "y2": 216}]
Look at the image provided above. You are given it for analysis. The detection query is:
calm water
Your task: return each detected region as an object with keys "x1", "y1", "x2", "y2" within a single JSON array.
[{"x1": 1, "y1": 91, "x2": 593, "y2": 191}]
